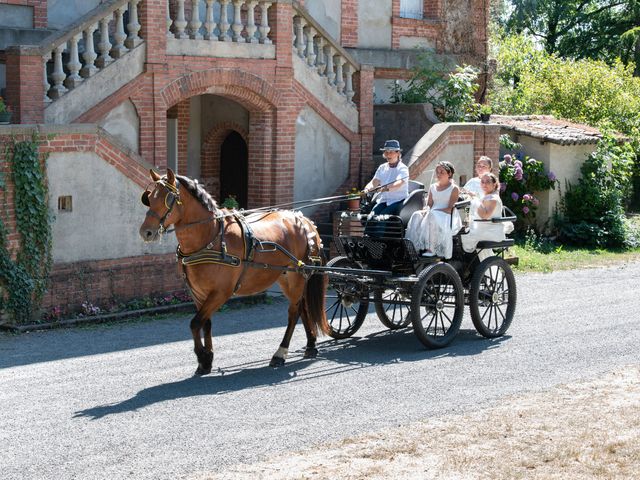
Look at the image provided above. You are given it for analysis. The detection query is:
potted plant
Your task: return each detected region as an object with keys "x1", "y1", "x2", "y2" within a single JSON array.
[
  {"x1": 479, "y1": 104, "x2": 492, "y2": 123},
  {"x1": 345, "y1": 187, "x2": 361, "y2": 211},
  {"x1": 221, "y1": 194, "x2": 239, "y2": 210},
  {"x1": 0, "y1": 96, "x2": 12, "y2": 124}
]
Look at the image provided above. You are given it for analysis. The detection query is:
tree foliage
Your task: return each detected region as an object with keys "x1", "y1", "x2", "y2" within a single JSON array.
[{"x1": 497, "y1": 0, "x2": 640, "y2": 73}]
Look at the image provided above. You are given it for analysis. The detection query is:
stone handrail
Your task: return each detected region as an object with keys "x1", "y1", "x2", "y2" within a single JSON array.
[
  {"x1": 167, "y1": 0, "x2": 274, "y2": 44},
  {"x1": 291, "y1": 1, "x2": 359, "y2": 103},
  {"x1": 22, "y1": 0, "x2": 144, "y2": 104}
]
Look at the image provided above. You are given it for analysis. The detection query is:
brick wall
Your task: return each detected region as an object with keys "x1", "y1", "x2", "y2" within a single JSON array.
[
  {"x1": 0, "y1": 127, "x2": 184, "y2": 315},
  {"x1": 341, "y1": 0, "x2": 358, "y2": 47},
  {"x1": 200, "y1": 122, "x2": 248, "y2": 198}
]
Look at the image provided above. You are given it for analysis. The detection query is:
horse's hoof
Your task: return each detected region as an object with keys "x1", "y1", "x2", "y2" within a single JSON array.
[
  {"x1": 269, "y1": 356, "x2": 285, "y2": 368},
  {"x1": 195, "y1": 364, "x2": 211, "y2": 376},
  {"x1": 303, "y1": 347, "x2": 318, "y2": 359}
]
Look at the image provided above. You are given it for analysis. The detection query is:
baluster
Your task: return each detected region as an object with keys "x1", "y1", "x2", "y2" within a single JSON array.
[
  {"x1": 305, "y1": 26, "x2": 316, "y2": 67},
  {"x1": 126, "y1": 0, "x2": 142, "y2": 48},
  {"x1": 112, "y1": 6, "x2": 129, "y2": 57},
  {"x1": 231, "y1": 0, "x2": 244, "y2": 42},
  {"x1": 174, "y1": 0, "x2": 188, "y2": 39},
  {"x1": 167, "y1": 0, "x2": 174, "y2": 37},
  {"x1": 203, "y1": 0, "x2": 217, "y2": 40},
  {"x1": 219, "y1": 0, "x2": 231, "y2": 41},
  {"x1": 81, "y1": 23, "x2": 98, "y2": 78},
  {"x1": 43, "y1": 53, "x2": 52, "y2": 103},
  {"x1": 324, "y1": 46, "x2": 335, "y2": 85},
  {"x1": 245, "y1": 0, "x2": 258, "y2": 43},
  {"x1": 344, "y1": 63, "x2": 355, "y2": 103},
  {"x1": 189, "y1": 0, "x2": 203, "y2": 39},
  {"x1": 294, "y1": 17, "x2": 305, "y2": 57},
  {"x1": 96, "y1": 15, "x2": 113, "y2": 67},
  {"x1": 335, "y1": 56, "x2": 345, "y2": 94},
  {"x1": 258, "y1": 1, "x2": 271, "y2": 44},
  {"x1": 49, "y1": 44, "x2": 68, "y2": 99},
  {"x1": 315, "y1": 36, "x2": 325, "y2": 75},
  {"x1": 64, "y1": 34, "x2": 83, "y2": 89}
]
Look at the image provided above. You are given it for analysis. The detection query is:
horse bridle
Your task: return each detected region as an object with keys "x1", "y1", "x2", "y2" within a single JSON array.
[{"x1": 141, "y1": 180, "x2": 183, "y2": 234}]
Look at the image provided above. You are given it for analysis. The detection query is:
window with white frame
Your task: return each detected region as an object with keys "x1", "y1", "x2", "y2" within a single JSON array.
[{"x1": 400, "y1": 0, "x2": 423, "y2": 19}]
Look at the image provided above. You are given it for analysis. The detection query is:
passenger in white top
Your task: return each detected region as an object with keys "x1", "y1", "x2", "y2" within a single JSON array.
[
  {"x1": 363, "y1": 139, "x2": 409, "y2": 218},
  {"x1": 462, "y1": 155, "x2": 493, "y2": 228},
  {"x1": 462, "y1": 155, "x2": 493, "y2": 198},
  {"x1": 462, "y1": 172, "x2": 513, "y2": 261},
  {"x1": 405, "y1": 161, "x2": 462, "y2": 258}
]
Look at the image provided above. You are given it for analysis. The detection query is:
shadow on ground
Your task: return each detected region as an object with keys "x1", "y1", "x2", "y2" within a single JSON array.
[{"x1": 73, "y1": 327, "x2": 508, "y2": 420}]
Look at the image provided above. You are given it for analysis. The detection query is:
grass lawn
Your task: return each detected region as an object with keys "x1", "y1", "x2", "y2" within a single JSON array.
[{"x1": 511, "y1": 244, "x2": 640, "y2": 273}]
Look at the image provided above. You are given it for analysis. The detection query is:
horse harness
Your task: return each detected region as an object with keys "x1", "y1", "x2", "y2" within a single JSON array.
[{"x1": 176, "y1": 211, "x2": 322, "y2": 295}]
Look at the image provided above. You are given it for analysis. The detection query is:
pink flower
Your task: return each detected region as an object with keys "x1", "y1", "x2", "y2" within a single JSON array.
[
  {"x1": 533, "y1": 197, "x2": 539, "y2": 206},
  {"x1": 514, "y1": 169, "x2": 523, "y2": 181},
  {"x1": 511, "y1": 192, "x2": 519, "y2": 201},
  {"x1": 522, "y1": 206, "x2": 530, "y2": 214},
  {"x1": 527, "y1": 158, "x2": 538, "y2": 165},
  {"x1": 548, "y1": 171, "x2": 556, "y2": 182},
  {"x1": 514, "y1": 160, "x2": 523, "y2": 168},
  {"x1": 523, "y1": 193, "x2": 532, "y2": 201},
  {"x1": 503, "y1": 154, "x2": 512, "y2": 164}
]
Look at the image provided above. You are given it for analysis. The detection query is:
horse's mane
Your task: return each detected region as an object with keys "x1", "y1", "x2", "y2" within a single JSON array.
[{"x1": 175, "y1": 175, "x2": 218, "y2": 213}]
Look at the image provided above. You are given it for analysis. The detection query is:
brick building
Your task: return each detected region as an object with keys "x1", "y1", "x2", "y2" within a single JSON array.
[{"x1": 0, "y1": 0, "x2": 498, "y2": 317}]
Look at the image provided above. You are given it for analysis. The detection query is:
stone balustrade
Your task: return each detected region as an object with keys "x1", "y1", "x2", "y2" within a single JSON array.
[
  {"x1": 291, "y1": 4, "x2": 359, "y2": 104},
  {"x1": 39, "y1": 0, "x2": 143, "y2": 104},
  {"x1": 167, "y1": 0, "x2": 273, "y2": 44}
]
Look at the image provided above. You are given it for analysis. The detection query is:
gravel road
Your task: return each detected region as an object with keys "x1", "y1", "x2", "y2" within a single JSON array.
[{"x1": 1, "y1": 261, "x2": 639, "y2": 479}]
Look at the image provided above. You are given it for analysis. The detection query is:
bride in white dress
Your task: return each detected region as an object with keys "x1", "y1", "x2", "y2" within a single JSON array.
[
  {"x1": 406, "y1": 161, "x2": 462, "y2": 258},
  {"x1": 462, "y1": 172, "x2": 513, "y2": 261}
]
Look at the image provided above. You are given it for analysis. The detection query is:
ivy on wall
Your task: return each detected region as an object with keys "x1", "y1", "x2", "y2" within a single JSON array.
[{"x1": 0, "y1": 136, "x2": 52, "y2": 323}]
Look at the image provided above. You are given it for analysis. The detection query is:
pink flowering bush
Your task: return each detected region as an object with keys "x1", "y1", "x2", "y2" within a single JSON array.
[{"x1": 499, "y1": 153, "x2": 556, "y2": 231}]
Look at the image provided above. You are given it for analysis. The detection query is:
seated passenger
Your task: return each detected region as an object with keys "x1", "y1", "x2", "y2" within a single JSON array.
[
  {"x1": 462, "y1": 156, "x2": 493, "y2": 228},
  {"x1": 405, "y1": 161, "x2": 462, "y2": 258},
  {"x1": 462, "y1": 155, "x2": 493, "y2": 198},
  {"x1": 461, "y1": 172, "x2": 514, "y2": 261}
]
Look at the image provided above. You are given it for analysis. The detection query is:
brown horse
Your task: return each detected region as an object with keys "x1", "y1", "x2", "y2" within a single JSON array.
[{"x1": 138, "y1": 169, "x2": 329, "y2": 375}]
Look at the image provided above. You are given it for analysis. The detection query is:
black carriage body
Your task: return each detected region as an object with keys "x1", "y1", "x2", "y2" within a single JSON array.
[{"x1": 325, "y1": 195, "x2": 518, "y2": 348}]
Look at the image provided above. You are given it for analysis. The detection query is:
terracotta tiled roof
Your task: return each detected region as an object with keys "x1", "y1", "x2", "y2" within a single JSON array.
[{"x1": 491, "y1": 115, "x2": 603, "y2": 145}]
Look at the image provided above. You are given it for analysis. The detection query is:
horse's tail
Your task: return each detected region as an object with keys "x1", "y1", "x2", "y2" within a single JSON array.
[
  {"x1": 304, "y1": 268, "x2": 330, "y2": 336},
  {"x1": 299, "y1": 214, "x2": 330, "y2": 336}
]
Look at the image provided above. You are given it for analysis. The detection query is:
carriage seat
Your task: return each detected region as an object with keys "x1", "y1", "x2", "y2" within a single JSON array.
[{"x1": 398, "y1": 180, "x2": 425, "y2": 226}]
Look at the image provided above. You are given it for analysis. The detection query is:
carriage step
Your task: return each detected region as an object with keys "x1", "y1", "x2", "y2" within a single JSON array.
[
  {"x1": 504, "y1": 256, "x2": 519, "y2": 266},
  {"x1": 392, "y1": 276, "x2": 419, "y2": 283}
]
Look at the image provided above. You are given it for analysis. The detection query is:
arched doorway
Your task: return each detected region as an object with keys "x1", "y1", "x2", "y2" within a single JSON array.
[{"x1": 219, "y1": 131, "x2": 248, "y2": 208}]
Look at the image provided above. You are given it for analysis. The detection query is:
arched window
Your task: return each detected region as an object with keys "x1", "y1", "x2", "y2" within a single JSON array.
[{"x1": 400, "y1": 0, "x2": 423, "y2": 19}]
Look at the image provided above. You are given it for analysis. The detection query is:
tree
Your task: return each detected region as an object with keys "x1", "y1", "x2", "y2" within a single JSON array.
[{"x1": 498, "y1": 0, "x2": 640, "y2": 74}]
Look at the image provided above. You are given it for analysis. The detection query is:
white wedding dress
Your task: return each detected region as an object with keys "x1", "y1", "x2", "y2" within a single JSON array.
[{"x1": 406, "y1": 183, "x2": 462, "y2": 259}]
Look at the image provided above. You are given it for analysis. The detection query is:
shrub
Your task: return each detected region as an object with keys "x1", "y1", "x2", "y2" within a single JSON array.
[
  {"x1": 391, "y1": 56, "x2": 480, "y2": 122},
  {"x1": 499, "y1": 154, "x2": 557, "y2": 232},
  {"x1": 555, "y1": 132, "x2": 637, "y2": 248}
]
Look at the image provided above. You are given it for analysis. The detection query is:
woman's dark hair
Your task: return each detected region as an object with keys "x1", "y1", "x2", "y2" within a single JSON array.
[{"x1": 437, "y1": 161, "x2": 455, "y2": 177}]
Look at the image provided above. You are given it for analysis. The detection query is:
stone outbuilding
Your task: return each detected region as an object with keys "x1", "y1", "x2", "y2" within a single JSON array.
[{"x1": 492, "y1": 115, "x2": 604, "y2": 229}]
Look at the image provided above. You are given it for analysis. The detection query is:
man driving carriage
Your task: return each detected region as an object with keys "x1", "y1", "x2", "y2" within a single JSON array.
[{"x1": 363, "y1": 139, "x2": 409, "y2": 216}]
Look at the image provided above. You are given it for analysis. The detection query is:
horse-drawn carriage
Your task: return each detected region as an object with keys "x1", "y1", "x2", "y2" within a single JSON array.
[
  {"x1": 139, "y1": 170, "x2": 518, "y2": 374},
  {"x1": 324, "y1": 180, "x2": 518, "y2": 349}
]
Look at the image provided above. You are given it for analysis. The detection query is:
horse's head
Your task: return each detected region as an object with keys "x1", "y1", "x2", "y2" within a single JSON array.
[{"x1": 139, "y1": 168, "x2": 183, "y2": 242}]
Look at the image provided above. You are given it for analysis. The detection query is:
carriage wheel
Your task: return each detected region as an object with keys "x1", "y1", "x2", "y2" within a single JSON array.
[
  {"x1": 324, "y1": 256, "x2": 369, "y2": 339},
  {"x1": 410, "y1": 263, "x2": 464, "y2": 349},
  {"x1": 374, "y1": 288, "x2": 411, "y2": 330},
  {"x1": 469, "y1": 257, "x2": 517, "y2": 338}
]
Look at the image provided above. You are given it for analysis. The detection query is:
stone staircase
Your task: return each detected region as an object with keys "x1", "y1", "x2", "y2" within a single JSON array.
[{"x1": 7, "y1": 0, "x2": 360, "y2": 130}]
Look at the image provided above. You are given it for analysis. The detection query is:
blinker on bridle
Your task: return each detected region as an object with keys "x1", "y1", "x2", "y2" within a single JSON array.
[{"x1": 141, "y1": 180, "x2": 182, "y2": 234}]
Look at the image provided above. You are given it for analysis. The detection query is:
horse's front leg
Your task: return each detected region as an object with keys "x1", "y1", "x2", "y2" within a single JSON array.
[{"x1": 190, "y1": 295, "x2": 226, "y2": 376}]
